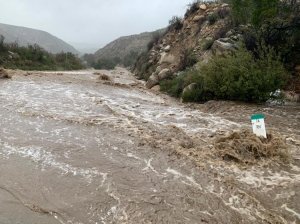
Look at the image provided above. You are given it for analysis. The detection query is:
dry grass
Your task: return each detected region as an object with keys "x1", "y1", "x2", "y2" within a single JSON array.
[{"x1": 214, "y1": 130, "x2": 291, "y2": 165}]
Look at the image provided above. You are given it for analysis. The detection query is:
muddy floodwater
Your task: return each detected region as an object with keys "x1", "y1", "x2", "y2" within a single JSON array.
[{"x1": 0, "y1": 68, "x2": 299, "y2": 224}]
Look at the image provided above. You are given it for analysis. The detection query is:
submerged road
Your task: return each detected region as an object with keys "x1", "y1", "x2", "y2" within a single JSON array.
[{"x1": 0, "y1": 69, "x2": 299, "y2": 224}]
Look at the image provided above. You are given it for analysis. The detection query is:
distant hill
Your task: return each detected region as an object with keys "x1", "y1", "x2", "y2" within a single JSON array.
[
  {"x1": 0, "y1": 23, "x2": 79, "y2": 54},
  {"x1": 94, "y1": 29, "x2": 165, "y2": 61}
]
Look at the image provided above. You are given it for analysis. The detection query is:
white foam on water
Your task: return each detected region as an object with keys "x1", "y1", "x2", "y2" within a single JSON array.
[
  {"x1": 166, "y1": 168, "x2": 203, "y2": 190},
  {"x1": 230, "y1": 166, "x2": 300, "y2": 190},
  {"x1": 281, "y1": 204, "x2": 300, "y2": 220},
  {"x1": 0, "y1": 141, "x2": 106, "y2": 183}
]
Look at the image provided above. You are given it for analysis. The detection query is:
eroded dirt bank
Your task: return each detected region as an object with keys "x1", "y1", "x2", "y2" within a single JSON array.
[{"x1": 0, "y1": 68, "x2": 299, "y2": 224}]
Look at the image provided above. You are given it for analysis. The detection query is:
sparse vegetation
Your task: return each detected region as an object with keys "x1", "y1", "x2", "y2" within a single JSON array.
[
  {"x1": 185, "y1": 0, "x2": 200, "y2": 18},
  {"x1": 168, "y1": 16, "x2": 183, "y2": 31},
  {"x1": 147, "y1": 32, "x2": 163, "y2": 51}
]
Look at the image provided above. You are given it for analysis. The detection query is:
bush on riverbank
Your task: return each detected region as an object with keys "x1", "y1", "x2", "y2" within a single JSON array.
[{"x1": 161, "y1": 46, "x2": 287, "y2": 103}]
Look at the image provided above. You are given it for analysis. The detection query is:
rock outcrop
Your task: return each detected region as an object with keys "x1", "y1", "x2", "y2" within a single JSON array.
[{"x1": 133, "y1": 3, "x2": 237, "y2": 88}]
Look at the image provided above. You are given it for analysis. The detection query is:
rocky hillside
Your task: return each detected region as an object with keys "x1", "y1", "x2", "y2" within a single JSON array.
[
  {"x1": 94, "y1": 29, "x2": 165, "y2": 61},
  {"x1": 0, "y1": 23, "x2": 79, "y2": 54},
  {"x1": 133, "y1": 2, "x2": 236, "y2": 87},
  {"x1": 133, "y1": 1, "x2": 300, "y2": 102}
]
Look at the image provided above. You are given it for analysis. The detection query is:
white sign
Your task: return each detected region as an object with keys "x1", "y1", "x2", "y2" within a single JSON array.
[{"x1": 251, "y1": 114, "x2": 267, "y2": 138}]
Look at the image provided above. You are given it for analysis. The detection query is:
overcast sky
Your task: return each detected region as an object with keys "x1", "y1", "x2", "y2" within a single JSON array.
[{"x1": 0, "y1": 0, "x2": 191, "y2": 52}]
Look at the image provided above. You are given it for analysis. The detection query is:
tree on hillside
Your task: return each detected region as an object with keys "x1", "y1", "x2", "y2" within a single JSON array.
[{"x1": 230, "y1": 0, "x2": 300, "y2": 68}]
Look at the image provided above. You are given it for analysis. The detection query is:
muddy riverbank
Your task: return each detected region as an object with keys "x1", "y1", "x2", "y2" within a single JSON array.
[{"x1": 0, "y1": 68, "x2": 299, "y2": 223}]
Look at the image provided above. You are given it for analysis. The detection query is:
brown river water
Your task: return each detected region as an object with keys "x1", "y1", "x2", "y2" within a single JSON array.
[{"x1": 0, "y1": 68, "x2": 299, "y2": 224}]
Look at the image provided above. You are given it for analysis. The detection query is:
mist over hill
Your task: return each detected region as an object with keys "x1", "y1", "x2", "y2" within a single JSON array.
[
  {"x1": 0, "y1": 23, "x2": 79, "y2": 54},
  {"x1": 94, "y1": 29, "x2": 165, "y2": 61}
]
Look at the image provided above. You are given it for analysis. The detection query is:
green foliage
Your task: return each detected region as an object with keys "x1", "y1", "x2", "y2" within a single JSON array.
[
  {"x1": 168, "y1": 16, "x2": 183, "y2": 31},
  {"x1": 0, "y1": 40, "x2": 83, "y2": 70},
  {"x1": 201, "y1": 38, "x2": 214, "y2": 51},
  {"x1": 161, "y1": 46, "x2": 287, "y2": 103},
  {"x1": 230, "y1": 0, "x2": 254, "y2": 25},
  {"x1": 178, "y1": 49, "x2": 198, "y2": 71},
  {"x1": 160, "y1": 74, "x2": 185, "y2": 97},
  {"x1": 208, "y1": 13, "x2": 219, "y2": 25},
  {"x1": 201, "y1": 46, "x2": 287, "y2": 102},
  {"x1": 182, "y1": 86, "x2": 206, "y2": 102},
  {"x1": 181, "y1": 69, "x2": 212, "y2": 102},
  {"x1": 93, "y1": 57, "x2": 120, "y2": 70},
  {"x1": 229, "y1": 0, "x2": 300, "y2": 67}
]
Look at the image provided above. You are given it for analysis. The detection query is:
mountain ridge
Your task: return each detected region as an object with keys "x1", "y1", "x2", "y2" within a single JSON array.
[
  {"x1": 0, "y1": 23, "x2": 79, "y2": 54},
  {"x1": 94, "y1": 29, "x2": 165, "y2": 61}
]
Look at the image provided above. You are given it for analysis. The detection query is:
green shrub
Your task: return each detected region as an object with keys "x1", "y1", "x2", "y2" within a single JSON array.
[
  {"x1": 182, "y1": 87, "x2": 205, "y2": 102},
  {"x1": 0, "y1": 40, "x2": 84, "y2": 70},
  {"x1": 162, "y1": 46, "x2": 287, "y2": 103},
  {"x1": 181, "y1": 69, "x2": 213, "y2": 102},
  {"x1": 229, "y1": 0, "x2": 300, "y2": 67},
  {"x1": 201, "y1": 46, "x2": 288, "y2": 102},
  {"x1": 160, "y1": 74, "x2": 185, "y2": 97},
  {"x1": 208, "y1": 13, "x2": 219, "y2": 25}
]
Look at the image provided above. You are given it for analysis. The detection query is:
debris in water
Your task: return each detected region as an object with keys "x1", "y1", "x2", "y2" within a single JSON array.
[
  {"x1": 214, "y1": 130, "x2": 291, "y2": 165},
  {"x1": 95, "y1": 72, "x2": 111, "y2": 81},
  {"x1": 0, "y1": 67, "x2": 11, "y2": 79}
]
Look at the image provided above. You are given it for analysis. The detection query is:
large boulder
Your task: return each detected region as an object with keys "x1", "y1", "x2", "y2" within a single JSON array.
[
  {"x1": 182, "y1": 83, "x2": 198, "y2": 95},
  {"x1": 0, "y1": 68, "x2": 10, "y2": 79},
  {"x1": 158, "y1": 68, "x2": 171, "y2": 81},
  {"x1": 151, "y1": 85, "x2": 161, "y2": 92},
  {"x1": 164, "y1": 45, "x2": 171, "y2": 52},
  {"x1": 159, "y1": 53, "x2": 176, "y2": 65},
  {"x1": 155, "y1": 66, "x2": 162, "y2": 74},
  {"x1": 193, "y1": 15, "x2": 205, "y2": 23},
  {"x1": 146, "y1": 73, "x2": 159, "y2": 89},
  {"x1": 199, "y1": 4, "x2": 207, "y2": 10},
  {"x1": 212, "y1": 39, "x2": 238, "y2": 55}
]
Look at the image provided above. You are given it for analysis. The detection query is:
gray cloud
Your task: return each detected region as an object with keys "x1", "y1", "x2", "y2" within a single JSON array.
[{"x1": 0, "y1": 0, "x2": 191, "y2": 52}]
